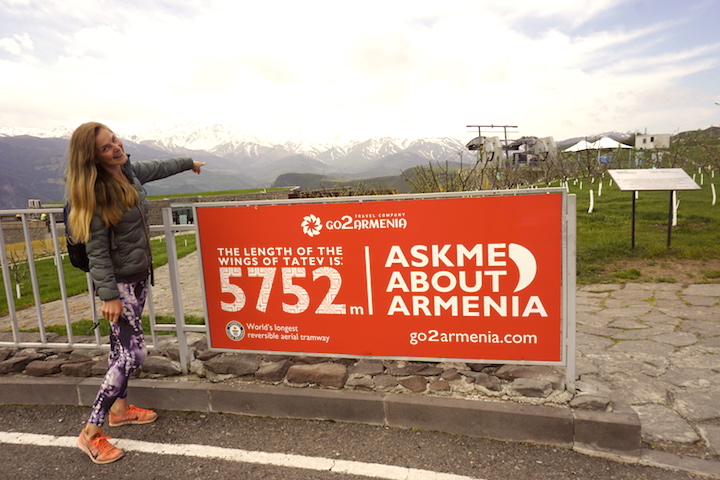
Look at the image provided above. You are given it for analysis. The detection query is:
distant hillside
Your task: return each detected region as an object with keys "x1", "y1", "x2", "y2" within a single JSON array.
[
  {"x1": 0, "y1": 136, "x2": 68, "y2": 207},
  {"x1": 3, "y1": 124, "x2": 718, "y2": 209},
  {"x1": 0, "y1": 132, "x2": 465, "y2": 208},
  {"x1": 0, "y1": 136, "x2": 254, "y2": 208},
  {"x1": 271, "y1": 172, "x2": 413, "y2": 193},
  {"x1": 674, "y1": 126, "x2": 720, "y2": 143},
  {"x1": 271, "y1": 173, "x2": 329, "y2": 190}
]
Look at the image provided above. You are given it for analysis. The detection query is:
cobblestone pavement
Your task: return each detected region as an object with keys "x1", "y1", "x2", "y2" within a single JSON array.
[
  {"x1": 2, "y1": 252, "x2": 720, "y2": 458},
  {"x1": 576, "y1": 282, "x2": 720, "y2": 458}
]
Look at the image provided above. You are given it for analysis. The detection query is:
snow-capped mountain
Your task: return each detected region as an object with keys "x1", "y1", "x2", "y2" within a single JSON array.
[
  {"x1": 124, "y1": 123, "x2": 466, "y2": 167},
  {"x1": 0, "y1": 121, "x2": 703, "y2": 209},
  {"x1": 0, "y1": 125, "x2": 73, "y2": 139},
  {"x1": 111, "y1": 123, "x2": 469, "y2": 182},
  {"x1": 126, "y1": 122, "x2": 275, "y2": 153},
  {"x1": 0, "y1": 123, "x2": 469, "y2": 208}
]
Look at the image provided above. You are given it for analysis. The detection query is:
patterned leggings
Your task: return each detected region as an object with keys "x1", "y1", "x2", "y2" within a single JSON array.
[{"x1": 87, "y1": 279, "x2": 149, "y2": 426}]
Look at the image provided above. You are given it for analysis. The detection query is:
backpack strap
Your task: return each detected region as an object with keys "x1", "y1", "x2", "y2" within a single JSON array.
[{"x1": 138, "y1": 205, "x2": 154, "y2": 286}]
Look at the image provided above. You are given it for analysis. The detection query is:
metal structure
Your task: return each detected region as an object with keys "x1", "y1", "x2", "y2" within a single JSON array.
[
  {"x1": 0, "y1": 207, "x2": 202, "y2": 373},
  {"x1": 466, "y1": 125, "x2": 556, "y2": 168},
  {"x1": 466, "y1": 135, "x2": 503, "y2": 163},
  {"x1": 506, "y1": 136, "x2": 558, "y2": 166},
  {"x1": 466, "y1": 124, "x2": 517, "y2": 166}
]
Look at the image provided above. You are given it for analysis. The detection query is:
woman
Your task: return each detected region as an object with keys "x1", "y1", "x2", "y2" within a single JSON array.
[{"x1": 67, "y1": 122, "x2": 205, "y2": 464}]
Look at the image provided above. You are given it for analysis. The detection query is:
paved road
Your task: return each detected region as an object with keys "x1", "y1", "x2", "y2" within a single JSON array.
[{"x1": 0, "y1": 405, "x2": 710, "y2": 480}]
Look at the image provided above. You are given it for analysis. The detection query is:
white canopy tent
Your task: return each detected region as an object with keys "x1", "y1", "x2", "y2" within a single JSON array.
[{"x1": 565, "y1": 136, "x2": 632, "y2": 152}]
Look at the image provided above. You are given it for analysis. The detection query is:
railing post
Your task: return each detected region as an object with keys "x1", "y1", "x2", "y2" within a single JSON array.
[
  {"x1": 0, "y1": 218, "x2": 19, "y2": 343},
  {"x1": 49, "y1": 213, "x2": 76, "y2": 343},
  {"x1": 565, "y1": 194, "x2": 577, "y2": 393},
  {"x1": 20, "y1": 214, "x2": 47, "y2": 343},
  {"x1": 162, "y1": 207, "x2": 191, "y2": 373}
]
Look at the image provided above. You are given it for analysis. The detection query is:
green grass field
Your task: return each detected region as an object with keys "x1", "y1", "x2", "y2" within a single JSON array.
[
  {"x1": 0, "y1": 234, "x2": 197, "y2": 317},
  {"x1": 39, "y1": 314, "x2": 206, "y2": 338},
  {"x1": 557, "y1": 172, "x2": 720, "y2": 283}
]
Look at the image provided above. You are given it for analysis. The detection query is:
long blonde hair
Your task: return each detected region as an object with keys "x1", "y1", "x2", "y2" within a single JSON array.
[{"x1": 66, "y1": 122, "x2": 139, "y2": 243}]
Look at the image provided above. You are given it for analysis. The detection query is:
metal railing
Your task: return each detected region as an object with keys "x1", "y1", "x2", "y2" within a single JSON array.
[{"x1": 0, "y1": 207, "x2": 203, "y2": 373}]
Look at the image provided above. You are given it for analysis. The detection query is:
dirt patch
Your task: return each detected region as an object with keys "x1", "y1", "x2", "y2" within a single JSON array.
[{"x1": 598, "y1": 258, "x2": 720, "y2": 285}]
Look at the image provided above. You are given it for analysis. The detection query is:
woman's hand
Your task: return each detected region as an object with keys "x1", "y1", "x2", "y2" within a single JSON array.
[
  {"x1": 191, "y1": 161, "x2": 206, "y2": 174},
  {"x1": 102, "y1": 299, "x2": 123, "y2": 323}
]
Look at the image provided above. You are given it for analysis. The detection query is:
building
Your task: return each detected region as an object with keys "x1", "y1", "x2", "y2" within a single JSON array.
[{"x1": 635, "y1": 134, "x2": 670, "y2": 150}]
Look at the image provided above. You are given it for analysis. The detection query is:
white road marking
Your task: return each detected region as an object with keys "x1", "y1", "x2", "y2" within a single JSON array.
[{"x1": 0, "y1": 431, "x2": 484, "y2": 480}]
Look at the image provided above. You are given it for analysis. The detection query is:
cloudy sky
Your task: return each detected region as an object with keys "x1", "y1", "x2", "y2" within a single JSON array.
[{"x1": 1, "y1": 0, "x2": 719, "y2": 143}]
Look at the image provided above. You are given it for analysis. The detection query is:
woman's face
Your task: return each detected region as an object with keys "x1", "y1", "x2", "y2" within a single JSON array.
[{"x1": 94, "y1": 128, "x2": 128, "y2": 172}]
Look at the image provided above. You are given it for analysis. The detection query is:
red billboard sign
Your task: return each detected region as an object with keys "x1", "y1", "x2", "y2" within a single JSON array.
[{"x1": 196, "y1": 191, "x2": 568, "y2": 363}]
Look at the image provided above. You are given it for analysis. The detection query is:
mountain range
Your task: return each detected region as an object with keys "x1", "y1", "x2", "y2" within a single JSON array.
[{"x1": 0, "y1": 124, "x2": 634, "y2": 209}]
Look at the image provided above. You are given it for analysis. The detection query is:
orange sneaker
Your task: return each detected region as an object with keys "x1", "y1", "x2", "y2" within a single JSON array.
[
  {"x1": 108, "y1": 404, "x2": 158, "y2": 427},
  {"x1": 77, "y1": 430, "x2": 124, "y2": 464}
]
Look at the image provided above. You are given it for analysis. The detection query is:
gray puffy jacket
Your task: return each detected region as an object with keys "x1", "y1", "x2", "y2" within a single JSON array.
[{"x1": 87, "y1": 156, "x2": 194, "y2": 301}]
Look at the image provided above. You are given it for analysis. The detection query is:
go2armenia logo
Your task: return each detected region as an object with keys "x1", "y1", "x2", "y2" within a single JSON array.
[
  {"x1": 301, "y1": 212, "x2": 408, "y2": 237},
  {"x1": 301, "y1": 214, "x2": 323, "y2": 237}
]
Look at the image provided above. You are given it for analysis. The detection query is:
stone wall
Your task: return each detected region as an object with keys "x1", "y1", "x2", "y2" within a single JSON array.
[
  {"x1": 0, "y1": 331, "x2": 611, "y2": 412},
  {"x1": 1, "y1": 220, "x2": 59, "y2": 246}
]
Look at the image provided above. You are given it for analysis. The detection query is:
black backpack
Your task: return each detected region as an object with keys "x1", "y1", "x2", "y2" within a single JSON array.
[{"x1": 63, "y1": 202, "x2": 90, "y2": 272}]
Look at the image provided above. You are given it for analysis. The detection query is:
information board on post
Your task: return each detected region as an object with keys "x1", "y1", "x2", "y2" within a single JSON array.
[
  {"x1": 608, "y1": 168, "x2": 701, "y2": 192},
  {"x1": 195, "y1": 189, "x2": 572, "y2": 364}
]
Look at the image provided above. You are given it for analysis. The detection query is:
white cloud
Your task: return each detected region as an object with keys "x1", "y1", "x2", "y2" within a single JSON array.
[
  {"x1": 0, "y1": 0, "x2": 718, "y2": 141},
  {"x1": 0, "y1": 32, "x2": 33, "y2": 55}
]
